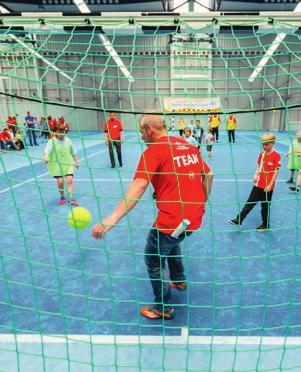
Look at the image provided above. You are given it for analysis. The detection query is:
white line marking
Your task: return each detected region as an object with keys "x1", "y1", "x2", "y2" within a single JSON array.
[
  {"x1": 181, "y1": 327, "x2": 189, "y2": 343},
  {"x1": 0, "y1": 334, "x2": 300, "y2": 346},
  {"x1": 237, "y1": 133, "x2": 288, "y2": 155},
  {"x1": 0, "y1": 137, "x2": 137, "y2": 194},
  {"x1": 0, "y1": 171, "x2": 49, "y2": 194},
  {"x1": 0, "y1": 150, "x2": 106, "y2": 195}
]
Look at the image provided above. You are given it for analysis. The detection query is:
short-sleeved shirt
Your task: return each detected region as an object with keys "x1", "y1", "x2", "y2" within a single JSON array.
[
  {"x1": 205, "y1": 133, "x2": 214, "y2": 144},
  {"x1": 45, "y1": 137, "x2": 76, "y2": 155},
  {"x1": 194, "y1": 126, "x2": 203, "y2": 138},
  {"x1": 134, "y1": 136, "x2": 211, "y2": 234},
  {"x1": 25, "y1": 115, "x2": 35, "y2": 126},
  {"x1": 104, "y1": 118, "x2": 123, "y2": 140},
  {"x1": 184, "y1": 135, "x2": 199, "y2": 147},
  {"x1": 48, "y1": 119, "x2": 57, "y2": 132},
  {"x1": 0, "y1": 131, "x2": 10, "y2": 141},
  {"x1": 255, "y1": 150, "x2": 281, "y2": 190}
]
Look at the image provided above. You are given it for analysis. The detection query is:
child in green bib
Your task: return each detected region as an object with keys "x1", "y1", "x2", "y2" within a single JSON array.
[
  {"x1": 44, "y1": 124, "x2": 80, "y2": 206},
  {"x1": 287, "y1": 130, "x2": 301, "y2": 193}
]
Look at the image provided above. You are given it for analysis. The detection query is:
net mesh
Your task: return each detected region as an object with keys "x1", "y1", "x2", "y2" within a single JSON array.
[{"x1": 0, "y1": 14, "x2": 300, "y2": 371}]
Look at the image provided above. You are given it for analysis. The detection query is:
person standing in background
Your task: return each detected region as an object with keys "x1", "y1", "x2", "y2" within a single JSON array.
[
  {"x1": 178, "y1": 117, "x2": 185, "y2": 137},
  {"x1": 25, "y1": 111, "x2": 38, "y2": 146},
  {"x1": 104, "y1": 112, "x2": 124, "y2": 168},
  {"x1": 209, "y1": 114, "x2": 220, "y2": 142},
  {"x1": 226, "y1": 114, "x2": 237, "y2": 143}
]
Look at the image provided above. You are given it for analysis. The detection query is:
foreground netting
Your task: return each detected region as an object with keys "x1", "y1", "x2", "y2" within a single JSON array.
[{"x1": 0, "y1": 13, "x2": 301, "y2": 372}]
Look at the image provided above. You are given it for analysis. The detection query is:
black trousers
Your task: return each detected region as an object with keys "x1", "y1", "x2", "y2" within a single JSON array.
[
  {"x1": 228, "y1": 130, "x2": 235, "y2": 143},
  {"x1": 211, "y1": 127, "x2": 219, "y2": 141},
  {"x1": 237, "y1": 186, "x2": 273, "y2": 227},
  {"x1": 108, "y1": 140, "x2": 122, "y2": 167}
]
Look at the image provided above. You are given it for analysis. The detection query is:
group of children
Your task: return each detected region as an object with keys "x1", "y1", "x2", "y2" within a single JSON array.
[
  {"x1": 0, "y1": 114, "x2": 71, "y2": 152},
  {"x1": 175, "y1": 114, "x2": 238, "y2": 159}
]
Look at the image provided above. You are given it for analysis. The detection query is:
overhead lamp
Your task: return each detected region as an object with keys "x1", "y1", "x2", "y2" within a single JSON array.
[
  {"x1": 248, "y1": 32, "x2": 286, "y2": 82},
  {"x1": 248, "y1": 1, "x2": 301, "y2": 82},
  {"x1": 99, "y1": 34, "x2": 134, "y2": 82},
  {"x1": 0, "y1": 5, "x2": 10, "y2": 13},
  {"x1": 72, "y1": 0, "x2": 91, "y2": 13},
  {"x1": 9, "y1": 35, "x2": 72, "y2": 81}
]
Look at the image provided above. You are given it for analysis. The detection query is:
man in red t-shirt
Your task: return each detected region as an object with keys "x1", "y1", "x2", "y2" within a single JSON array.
[
  {"x1": 229, "y1": 133, "x2": 281, "y2": 232},
  {"x1": 92, "y1": 114, "x2": 213, "y2": 320},
  {"x1": 104, "y1": 112, "x2": 124, "y2": 168}
]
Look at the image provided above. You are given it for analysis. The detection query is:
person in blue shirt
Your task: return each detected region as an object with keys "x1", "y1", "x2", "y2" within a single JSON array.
[
  {"x1": 25, "y1": 111, "x2": 38, "y2": 146},
  {"x1": 194, "y1": 119, "x2": 204, "y2": 145}
]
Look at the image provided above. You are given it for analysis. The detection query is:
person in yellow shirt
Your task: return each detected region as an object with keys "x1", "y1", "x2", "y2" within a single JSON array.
[
  {"x1": 226, "y1": 114, "x2": 237, "y2": 143},
  {"x1": 209, "y1": 114, "x2": 220, "y2": 142},
  {"x1": 178, "y1": 117, "x2": 185, "y2": 137}
]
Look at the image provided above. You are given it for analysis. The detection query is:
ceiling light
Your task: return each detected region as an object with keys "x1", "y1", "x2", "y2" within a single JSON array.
[
  {"x1": 99, "y1": 34, "x2": 134, "y2": 82},
  {"x1": 72, "y1": 0, "x2": 91, "y2": 13}
]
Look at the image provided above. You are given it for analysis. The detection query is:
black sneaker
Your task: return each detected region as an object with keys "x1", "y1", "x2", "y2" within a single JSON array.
[
  {"x1": 228, "y1": 218, "x2": 240, "y2": 227},
  {"x1": 286, "y1": 179, "x2": 294, "y2": 184},
  {"x1": 289, "y1": 186, "x2": 299, "y2": 192},
  {"x1": 256, "y1": 224, "x2": 269, "y2": 232}
]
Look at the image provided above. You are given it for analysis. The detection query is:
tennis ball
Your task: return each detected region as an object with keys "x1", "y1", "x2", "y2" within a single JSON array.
[{"x1": 68, "y1": 207, "x2": 91, "y2": 230}]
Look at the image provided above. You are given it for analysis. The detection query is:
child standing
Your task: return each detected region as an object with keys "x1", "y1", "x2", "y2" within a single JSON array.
[
  {"x1": 183, "y1": 127, "x2": 199, "y2": 148},
  {"x1": 229, "y1": 133, "x2": 281, "y2": 231},
  {"x1": 194, "y1": 119, "x2": 204, "y2": 145},
  {"x1": 44, "y1": 124, "x2": 80, "y2": 206},
  {"x1": 287, "y1": 130, "x2": 301, "y2": 192},
  {"x1": 205, "y1": 128, "x2": 214, "y2": 158}
]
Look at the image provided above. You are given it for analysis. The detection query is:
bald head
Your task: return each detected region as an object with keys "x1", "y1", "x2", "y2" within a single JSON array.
[{"x1": 261, "y1": 133, "x2": 276, "y2": 144}]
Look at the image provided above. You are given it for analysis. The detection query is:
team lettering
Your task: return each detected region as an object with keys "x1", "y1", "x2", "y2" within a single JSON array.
[{"x1": 173, "y1": 154, "x2": 199, "y2": 167}]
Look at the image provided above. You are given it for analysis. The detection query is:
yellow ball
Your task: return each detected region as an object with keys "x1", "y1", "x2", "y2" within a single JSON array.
[{"x1": 67, "y1": 207, "x2": 92, "y2": 230}]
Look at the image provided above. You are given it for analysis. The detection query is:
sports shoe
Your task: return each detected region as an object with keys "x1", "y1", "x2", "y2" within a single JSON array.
[
  {"x1": 228, "y1": 218, "x2": 240, "y2": 227},
  {"x1": 256, "y1": 224, "x2": 269, "y2": 232},
  {"x1": 289, "y1": 186, "x2": 299, "y2": 193},
  {"x1": 140, "y1": 306, "x2": 175, "y2": 320},
  {"x1": 170, "y1": 282, "x2": 187, "y2": 291},
  {"x1": 59, "y1": 197, "x2": 66, "y2": 206},
  {"x1": 69, "y1": 199, "x2": 79, "y2": 206},
  {"x1": 286, "y1": 178, "x2": 294, "y2": 184}
]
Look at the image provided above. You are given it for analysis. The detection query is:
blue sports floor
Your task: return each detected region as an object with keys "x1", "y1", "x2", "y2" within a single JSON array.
[{"x1": 0, "y1": 130, "x2": 300, "y2": 371}]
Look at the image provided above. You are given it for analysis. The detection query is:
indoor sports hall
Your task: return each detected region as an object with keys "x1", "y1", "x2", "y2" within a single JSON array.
[{"x1": 0, "y1": 0, "x2": 301, "y2": 371}]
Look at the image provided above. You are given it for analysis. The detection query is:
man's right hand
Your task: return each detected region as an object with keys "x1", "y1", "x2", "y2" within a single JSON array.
[{"x1": 92, "y1": 215, "x2": 118, "y2": 239}]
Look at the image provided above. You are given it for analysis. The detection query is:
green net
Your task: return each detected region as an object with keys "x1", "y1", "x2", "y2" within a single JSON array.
[{"x1": 0, "y1": 13, "x2": 301, "y2": 371}]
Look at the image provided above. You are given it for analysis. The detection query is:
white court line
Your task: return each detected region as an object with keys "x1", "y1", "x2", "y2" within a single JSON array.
[
  {"x1": 0, "y1": 137, "x2": 138, "y2": 194},
  {"x1": 0, "y1": 334, "x2": 300, "y2": 346},
  {"x1": 237, "y1": 133, "x2": 288, "y2": 155},
  {"x1": 0, "y1": 135, "x2": 290, "y2": 194},
  {"x1": 0, "y1": 150, "x2": 106, "y2": 195}
]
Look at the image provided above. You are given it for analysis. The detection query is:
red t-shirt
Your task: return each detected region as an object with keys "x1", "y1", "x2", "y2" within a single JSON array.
[
  {"x1": 48, "y1": 119, "x2": 56, "y2": 131},
  {"x1": 0, "y1": 131, "x2": 11, "y2": 141},
  {"x1": 104, "y1": 118, "x2": 123, "y2": 140},
  {"x1": 255, "y1": 150, "x2": 281, "y2": 190},
  {"x1": 134, "y1": 136, "x2": 211, "y2": 234}
]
